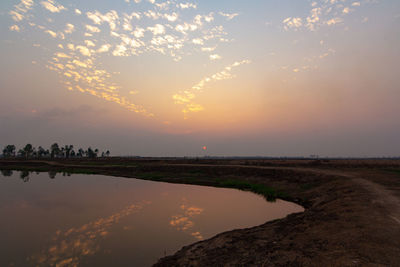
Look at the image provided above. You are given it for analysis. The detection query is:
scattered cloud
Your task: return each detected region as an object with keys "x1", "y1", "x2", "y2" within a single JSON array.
[
  {"x1": 283, "y1": 17, "x2": 303, "y2": 31},
  {"x1": 173, "y1": 60, "x2": 251, "y2": 117},
  {"x1": 9, "y1": 25, "x2": 21, "y2": 32},
  {"x1": 41, "y1": 0, "x2": 66, "y2": 13},
  {"x1": 209, "y1": 54, "x2": 222, "y2": 61},
  {"x1": 8, "y1": 0, "x2": 244, "y2": 118},
  {"x1": 64, "y1": 23, "x2": 75, "y2": 34},
  {"x1": 219, "y1": 12, "x2": 239, "y2": 20},
  {"x1": 283, "y1": 0, "x2": 366, "y2": 31}
]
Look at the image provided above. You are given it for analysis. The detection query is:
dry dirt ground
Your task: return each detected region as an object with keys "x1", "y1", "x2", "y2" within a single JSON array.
[{"x1": 1, "y1": 159, "x2": 400, "y2": 266}]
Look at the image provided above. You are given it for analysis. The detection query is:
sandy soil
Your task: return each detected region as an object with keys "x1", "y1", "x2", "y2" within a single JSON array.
[{"x1": 1, "y1": 159, "x2": 400, "y2": 266}]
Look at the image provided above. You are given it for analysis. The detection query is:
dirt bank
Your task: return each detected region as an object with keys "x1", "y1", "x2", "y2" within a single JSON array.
[{"x1": 1, "y1": 159, "x2": 400, "y2": 266}]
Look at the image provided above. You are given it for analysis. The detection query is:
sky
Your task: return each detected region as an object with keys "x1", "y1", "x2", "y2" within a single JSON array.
[{"x1": 0, "y1": 0, "x2": 400, "y2": 157}]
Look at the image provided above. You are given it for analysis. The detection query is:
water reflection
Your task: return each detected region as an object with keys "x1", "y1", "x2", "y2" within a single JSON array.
[
  {"x1": 0, "y1": 169, "x2": 13, "y2": 176},
  {"x1": 20, "y1": 170, "x2": 30, "y2": 182},
  {"x1": 170, "y1": 203, "x2": 205, "y2": 240},
  {"x1": 29, "y1": 202, "x2": 149, "y2": 267},
  {"x1": 0, "y1": 170, "x2": 304, "y2": 266},
  {"x1": 48, "y1": 171, "x2": 57, "y2": 179}
]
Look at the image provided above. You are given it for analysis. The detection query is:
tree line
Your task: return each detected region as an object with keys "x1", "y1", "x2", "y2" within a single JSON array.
[{"x1": 1, "y1": 143, "x2": 110, "y2": 159}]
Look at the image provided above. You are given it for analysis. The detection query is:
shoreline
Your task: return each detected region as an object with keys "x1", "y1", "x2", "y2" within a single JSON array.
[{"x1": 1, "y1": 159, "x2": 400, "y2": 266}]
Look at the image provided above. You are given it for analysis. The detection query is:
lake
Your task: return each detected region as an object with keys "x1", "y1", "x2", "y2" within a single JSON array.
[{"x1": 0, "y1": 170, "x2": 303, "y2": 267}]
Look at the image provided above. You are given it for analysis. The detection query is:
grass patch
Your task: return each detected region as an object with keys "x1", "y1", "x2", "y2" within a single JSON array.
[
  {"x1": 216, "y1": 179, "x2": 282, "y2": 201},
  {"x1": 135, "y1": 172, "x2": 166, "y2": 181}
]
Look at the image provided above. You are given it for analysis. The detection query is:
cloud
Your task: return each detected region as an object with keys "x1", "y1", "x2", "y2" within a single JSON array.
[
  {"x1": 173, "y1": 60, "x2": 251, "y2": 116},
  {"x1": 55, "y1": 52, "x2": 70, "y2": 58},
  {"x1": 45, "y1": 30, "x2": 57, "y2": 38},
  {"x1": 9, "y1": 11, "x2": 24, "y2": 22},
  {"x1": 219, "y1": 12, "x2": 239, "y2": 20},
  {"x1": 9, "y1": 0, "x2": 34, "y2": 21},
  {"x1": 9, "y1": 0, "x2": 240, "y2": 118},
  {"x1": 326, "y1": 17, "x2": 343, "y2": 26},
  {"x1": 9, "y1": 25, "x2": 21, "y2": 32},
  {"x1": 147, "y1": 24, "x2": 165, "y2": 35},
  {"x1": 85, "y1": 25, "x2": 100, "y2": 33},
  {"x1": 97, "y1": 44, "x2": 111, "y2": 53},
  {"x1": 41, "y1": 0, "x2": 66, "y2": 13},
  {"x1": 192, "y1": 38, "x2": 204, "y2": 45},
  {"x1": 283, "y1": 0, "x2": 366, "y2": 32},
  {"x1": 75, "y1": 45, "x2": 92, "y2": 56},
  {"x1": 86, "y1": 10, "x2": 119, "y2": 30},
  {"x1": 179, "y1": 3, "x2": 197, "y2": 9},
  {"x1": 209, "y1": 54, "x2": 221, "y2": 61},
  {"x1": 85, "y1": 40, "x2": 96, "y2": 47},
  {"x1": 64, "y1": 23, "x2": 75, "y2": 34},
  {"x1": 283, "y1": 17, "x2": 303, "y2": 31},
  {"x1": 112, "y1": 44, "x2": 128, "y2": 56},
  {"x1": 201, "y1": 46, "x2": 217, "y2": 52}
]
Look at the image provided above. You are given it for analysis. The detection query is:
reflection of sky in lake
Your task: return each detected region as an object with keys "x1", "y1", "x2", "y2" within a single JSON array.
[{"x1": 0, "y1": 171, "x2": 303, "y2": 266}]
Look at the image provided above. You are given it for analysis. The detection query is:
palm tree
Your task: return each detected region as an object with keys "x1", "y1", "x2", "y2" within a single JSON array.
[
  {"x1": 64, "y1": 145, "x2": 73, "y2": 158},
  {"x1": 87, "y1": 147, "x2": 94, "y2": 158},
  {"x1": 105, "y1": 150, "x2": 110, "y2": 157},
  {"x1": 17, "y1": 149, "x2": 24, "y2": 157},
  {"x1": 2, "y1": 145, "x2": 16, "y2": 158},
  {"x1": 50, "y1": 143, "x2": 60, "y2": 158},
  {"x1": 22, "y1": 144, "x2": 34, "y2": 158},
  {"x1": 77, "y1": 148, "x2": 85, "y2": 157},
  {"x1": 37, "y1": 146, "x2": 46, "y2": 158}
]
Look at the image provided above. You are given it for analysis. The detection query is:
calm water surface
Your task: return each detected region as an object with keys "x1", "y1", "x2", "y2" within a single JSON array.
[{"x1": 0, "y1": 170, "x2": 303, "y2": 267}]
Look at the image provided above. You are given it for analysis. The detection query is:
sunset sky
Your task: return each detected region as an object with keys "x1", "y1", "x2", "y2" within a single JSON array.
[{"x1": 1, "y1": 0, "x2": 399, "y2": 157}]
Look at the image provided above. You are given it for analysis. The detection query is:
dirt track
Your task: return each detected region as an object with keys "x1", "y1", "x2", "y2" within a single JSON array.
[{"x1": 1, "y1": 159, "x2": 400, "y2": 266}]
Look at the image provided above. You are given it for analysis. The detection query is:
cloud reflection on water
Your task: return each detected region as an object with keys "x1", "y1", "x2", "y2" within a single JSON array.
[
  {"x1": 169, "y1": 203, "x2": 204, "y2": 240},
  {"x1": 29, "y1": 201, "x2": 150, "y2": 267}
]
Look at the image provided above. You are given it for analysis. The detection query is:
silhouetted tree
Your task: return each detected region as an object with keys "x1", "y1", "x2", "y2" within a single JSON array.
[
  {"x1": 105, "y1": 150, "x2": 110, "y2": 157},
  {"x1": 37, "y1": 146, "x2": 46, "y2": 158},
  {"x1": 70, "y1": 150, "x2": 76, "y2": 158},
  {"x1": 77, "y1": 148, "x2": 84, "y2": 157},
  {"x1": 50, "y1": 143, "x2": 60, "y2": 158},
  {"x1": 64, "y1": 145, "x2": 73, "y2": 158},
  {"x1": 17, "y1": 149, "x2": 24, "y2": 157},
  {"x1": 2, "y1": 145, "x2": 16, "y2": 157},
  {"x1": 87, "y1": 147, "x2": 96, "y2": 158},
  {"x1": 22, "y1": 144, "x2": 34, "y2": 158}
]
